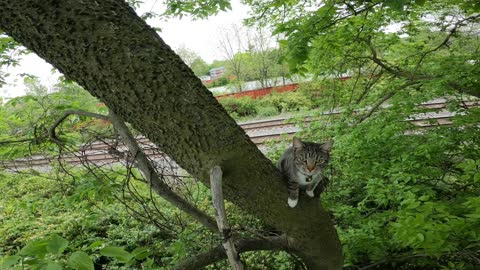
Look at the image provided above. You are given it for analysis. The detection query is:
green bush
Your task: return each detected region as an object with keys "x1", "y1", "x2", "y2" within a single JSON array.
[
  {"x1": 301, "y1": 104, "x2": 480, "y2": 269},
  {"x1": 259, "y1": 91, "x2": 313, "y2": 113},
  {"x1": 219, "y1": 97, "x2": 257, "y2": 118},
  {"x1": 0, "y1": 168, "x2": 298, "y2": 270},
  {"x1": 296, "y1": 80, "x2": 326, "y2": 108},
  {"x1": 256, "y1": 104, "x2": 279, "y2": 117},
  {"x1": 218, "y1": 88, "x2": 320, "y2": 120},
  {"x1": 207, "y1": 76, "x2": 229, "y2": 87}
]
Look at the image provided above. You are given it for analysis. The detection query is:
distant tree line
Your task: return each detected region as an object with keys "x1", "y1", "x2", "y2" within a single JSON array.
[{"x1": 176, "y1": 24, "x2": 292, "y2": 91}]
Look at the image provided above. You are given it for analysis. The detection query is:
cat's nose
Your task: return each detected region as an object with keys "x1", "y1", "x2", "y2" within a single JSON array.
[{"x1": 307, "y1": 166, "x2": 315, "y2": 172}]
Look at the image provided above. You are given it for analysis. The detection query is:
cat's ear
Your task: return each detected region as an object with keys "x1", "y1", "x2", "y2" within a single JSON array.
[
  {"x1": 321, "y1": 140, "x2": 334, "y2": 152},
  {"x1": 293, "y1": 137, "x2": 303, "y2": 150}
]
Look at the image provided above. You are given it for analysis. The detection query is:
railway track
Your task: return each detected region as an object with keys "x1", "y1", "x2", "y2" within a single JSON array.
[{"x1": 2, "y1": 98, "x2": 478, "y2": 170}]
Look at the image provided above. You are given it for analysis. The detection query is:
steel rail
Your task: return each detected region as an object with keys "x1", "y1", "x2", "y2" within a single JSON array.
[{"x1": 2, "y1": 99, "x2": 478, "y2": 170}]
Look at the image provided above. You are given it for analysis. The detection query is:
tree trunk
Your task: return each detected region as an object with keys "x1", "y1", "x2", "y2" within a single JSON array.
[{"x1": 0, "y1": 1, "x2": 343, "y2": 268}]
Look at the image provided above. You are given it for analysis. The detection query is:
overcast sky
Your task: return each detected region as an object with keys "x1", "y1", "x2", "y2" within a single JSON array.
[{"x1": 0, "y1": 0, "x2": 249, "y2": 99}]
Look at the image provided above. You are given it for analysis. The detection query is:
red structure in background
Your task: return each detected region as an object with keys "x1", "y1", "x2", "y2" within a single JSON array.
[{"x1": 216, "y1": 83, "x2": 299, "y2": 99}]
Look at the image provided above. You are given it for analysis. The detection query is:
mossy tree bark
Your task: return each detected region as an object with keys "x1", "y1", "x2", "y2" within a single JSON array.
[{"x1": 0, "y1": 0, "x2": 342, "y2": 268}]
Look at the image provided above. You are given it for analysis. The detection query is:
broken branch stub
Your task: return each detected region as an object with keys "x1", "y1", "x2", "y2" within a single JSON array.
[{"x1": 210, "y1": 165, "x2": 245, "y2": 270}]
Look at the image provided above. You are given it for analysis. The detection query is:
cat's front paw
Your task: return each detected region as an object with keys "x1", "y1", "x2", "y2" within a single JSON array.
[
  {"x1": 306, "y1": 190, "x2": 314, "y2": 197},
  {"x1": 288, "y1": 198, "x2": 298, "y2": 208}
]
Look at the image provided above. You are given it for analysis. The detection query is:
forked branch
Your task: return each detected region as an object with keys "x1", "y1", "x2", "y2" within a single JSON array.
[
  {"x1": 210, "y1": 165, "x2": 245, "y2": 270},
  {"x1": 108, "y1": 110, "x2": 218, "y2": 232},
  {"x1": 357, "y1": 81, "x2": 422, "y2": 123},
  {"x1": 46, "y1": 109, "x2": 218, "y2": 232},
  {"x1": 49, "y1": 110, "x2": 110, "y2": 141}
]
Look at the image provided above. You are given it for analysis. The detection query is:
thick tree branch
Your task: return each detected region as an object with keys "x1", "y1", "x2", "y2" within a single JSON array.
[
  {"x1": 0, "y1": 2, "x2": 343, "y2": 268},
  {"x1": 172, "y1": 236, "x2": 293, "y2": 270}
]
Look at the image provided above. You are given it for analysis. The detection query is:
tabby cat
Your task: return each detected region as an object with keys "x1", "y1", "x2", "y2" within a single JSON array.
[{"x1": 277, "y1": 137, "x2": 333, "y2": 208}]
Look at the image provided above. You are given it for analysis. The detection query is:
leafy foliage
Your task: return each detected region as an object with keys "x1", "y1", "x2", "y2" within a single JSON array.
[
  {"x1": 0, "y1": 80, "x2": 301, "y2": 270},
  {"x1": 1, "y1": 1, "x2": 480, "y2": 269},
  {"x1": 266, "y1": 83, "x2": 480, "y2": 269},
  {"x1": 217, "y1": 84, "x2": 325, "y2": 120},
  {"x1": 163, "y1": 0, "x2": 232, "y2": 19},
  {"x1": 174, "y1": 45, "x2": 211, "y2": 77},
  {"x1": 0, "y1": 78, "x2": 107, "y2": 160},
  {"x1": 246, "y1": 0, "x2": 480, "y2": 99},
  {"x1": 245, "y1": 6, "x2": 480, "y2": 267},
  {"x1": 218, "y1": 97, "x2": 258, "y2": 118},
  {"x1": 0, "y1": 168, "x2": 301, "y2": 269}
]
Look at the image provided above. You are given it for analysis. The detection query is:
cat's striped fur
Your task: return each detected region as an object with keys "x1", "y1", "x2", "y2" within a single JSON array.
[{"x1": 278, "y1": 137, "x2": 333, "y2": 208}]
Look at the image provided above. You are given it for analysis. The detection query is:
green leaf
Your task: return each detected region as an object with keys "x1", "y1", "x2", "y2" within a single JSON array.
[
  {"x1": 68, "y1": 251, "x2": 94, "y2": 270},
  {"x1": 407, "y1": 201, "x2": 421, "y2": 209},
  {"x1": 100, "y1": 246, "x2": 132, "y2": 262},
  {"x1": 466, "y1": 214, "x2": 480, "y2": 219},
  {"x1": 1, "y1": 255, "x2": 20, "y2": 268},
  {"x1": 47, "y1": 234, "x2": 68, "y2": 254},
  {"x1": 142, "y1": 258, "x2": 154, "y2": 268},
  {"x1": 131, "y1": 247, "x2": 151, "y2": 260},
  {"x1": 46, "y1": 262, "x2": 63, "y2": 270},
  {"x1": 474, "y1": 173, "x2": 480, "y2": 183},
  {"x1": 87, "y1": 240, "x2": 104, "y2": 250},
  {"x1": 418, "y1": 195, "x2": 429, "y2": 201},
  {"x1": 416, "y1": 233, "x2": 425, "y2": 242},
  {"x1": 19, "y1": 238, "x2": 49, "y2": 257},
  {"x1": 385, "y1": 0, "x2": 407, "y2": 10}
]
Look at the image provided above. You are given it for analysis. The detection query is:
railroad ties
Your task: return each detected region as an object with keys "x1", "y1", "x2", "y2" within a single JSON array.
[{"x1": 2, "y1": 98, "x2": 478, "y2": 171}]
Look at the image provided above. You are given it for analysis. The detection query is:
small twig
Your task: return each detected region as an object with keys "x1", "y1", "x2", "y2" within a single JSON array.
[
  {"x1": 358, "y1": 91, "x2": 395, "y2": 123},
  {"x1": 354, "y1": 65, "x2": 383, "y2": 105},
  {"x1": 40, "y1": 108, "x2": 219, "y2": 232},
  {"x1": 48, "y1": 110, "x2": 110, "y2": 140},
  {"x1": 365, "y1": 39, "x2": 408, "y2": 78},
  {"x1": 357, "y1": 81, "x2": 421, "y2": 123},
  {"x1": 0, "y1": 138, "x2": 35, "y2": 145},
  {"x1": 109, "y1": 110, "x2": 219, "y2": 232},
  {"x1": 413, "y1": 14, "x2": 480, "y2": 72}
]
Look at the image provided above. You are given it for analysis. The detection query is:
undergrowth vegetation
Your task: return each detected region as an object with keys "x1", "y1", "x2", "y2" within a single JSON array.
[
  {"x1": 1, "y1": 75, "x2": 479, "y2": 269},
  {"x1": 218, "y1": 81, "x2": 325, "y2": 120},
  {"x1": 0, "y1": 81, "x2": 300, "y2": 269},
  {"x1": 1, "y1": 0, "x2": 480, "y2": 269},
  {"x1": 0, "y1": 168, "x2": 298, "y2": 269}
]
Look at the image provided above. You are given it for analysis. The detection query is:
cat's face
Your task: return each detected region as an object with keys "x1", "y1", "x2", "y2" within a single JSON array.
[{"x1": 293, "y1": 137, "x2": 333, "y2": 176}]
